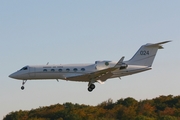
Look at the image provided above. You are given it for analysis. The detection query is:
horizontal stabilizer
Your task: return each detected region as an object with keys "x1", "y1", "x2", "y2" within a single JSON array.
[{"x1": 145, "y1": 40, "x2": 171, "y2": 49}]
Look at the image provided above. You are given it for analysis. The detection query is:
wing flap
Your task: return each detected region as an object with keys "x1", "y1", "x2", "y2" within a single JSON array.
[{"x1": 98, "y1": 72, "x2": 113, "y2": 81}]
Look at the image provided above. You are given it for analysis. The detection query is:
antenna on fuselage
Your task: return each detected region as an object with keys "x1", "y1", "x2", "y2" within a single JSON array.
[{"x1": 46, "y1": 62, "x2": 49, "y2": 65}]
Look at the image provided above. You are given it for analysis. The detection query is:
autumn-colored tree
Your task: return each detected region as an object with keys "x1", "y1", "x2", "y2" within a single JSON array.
[
  {"x1": 137, "y1": 102, "x2": 155, "y2": 117},
  {"x1": 3, "y1": 95, "x2": 180, "y2": 120}
]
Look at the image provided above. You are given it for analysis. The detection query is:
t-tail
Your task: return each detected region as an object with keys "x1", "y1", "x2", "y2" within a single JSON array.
[{"x1": 126, "y1": 41, "x2": 171, "y2": 67}]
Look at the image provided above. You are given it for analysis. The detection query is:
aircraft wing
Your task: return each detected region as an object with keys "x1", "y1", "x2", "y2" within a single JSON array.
[
  {"x1": 66, "y1": 57, "x2": 125, "y2": 82},
  {"x1": 66, "y1": 67, "x2": 116, "y2": 82}
]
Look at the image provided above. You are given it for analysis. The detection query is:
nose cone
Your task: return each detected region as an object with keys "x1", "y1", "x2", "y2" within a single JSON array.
[{"x1": 9, "y1": 73, "x2": 19, "y2": 79}]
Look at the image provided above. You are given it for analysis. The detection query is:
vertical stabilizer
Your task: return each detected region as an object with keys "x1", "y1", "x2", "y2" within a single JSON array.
[{"x1": 126, "y1": 41, "x2": 171, "y2": 67}]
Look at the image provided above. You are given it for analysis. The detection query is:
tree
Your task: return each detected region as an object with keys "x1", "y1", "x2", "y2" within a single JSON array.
[
  {"x1": 159, "y1": 115, "x2": 177, "y2": 120},
  {"x1": 137, "y1": 102, "x2": 155, "y2": 117},
  {"x1": 135, "y1": 115, "x2": 156, "y2": 120},
  {"x1": 3, "y1": 95, "x2": 180, "y2": 120},
  {"x1": 122, "y1": 97, "x2": 138, "y2": 107}
]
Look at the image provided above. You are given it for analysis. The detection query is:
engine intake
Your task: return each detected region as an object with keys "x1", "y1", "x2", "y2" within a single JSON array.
[{"x1": 120, "y1": 63, "x2": 128, "y2": 70}]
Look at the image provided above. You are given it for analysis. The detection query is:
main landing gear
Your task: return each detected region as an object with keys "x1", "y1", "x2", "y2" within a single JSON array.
[
  {"x1": 21, "y1": 80, "x2": 27, "y2": 90},
  {"x1": 88, "y1": 84, "x2": 95, "y2": 92},
  {"x1": 88, "y1": 79, "x2": 96, "y2": 92}
]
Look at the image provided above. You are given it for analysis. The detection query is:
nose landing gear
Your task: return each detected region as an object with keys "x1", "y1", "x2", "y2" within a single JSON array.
[{"x1": 21, "y1": 80, "x2": 27, "y2": 90}]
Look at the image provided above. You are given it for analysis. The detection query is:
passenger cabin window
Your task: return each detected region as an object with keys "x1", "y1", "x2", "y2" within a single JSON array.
[
  {"x1": 58, "y1": 69, "x2": 62, "y2": 72},
  {"x1": 43, "y1": 69, "x2": 47, "y2": 72},
  {"x1": 51, "y1": 69, "x2": 55, "y2": 72},
  {"x1": 73, "y1": 68, "x2": 78, "y2": 72},
  {"x1": 66, "y1": 68, "x2": 70, "y2": 72},
  {"x1": 81, "y1": 68, "x2": 85, "y2": 71}
]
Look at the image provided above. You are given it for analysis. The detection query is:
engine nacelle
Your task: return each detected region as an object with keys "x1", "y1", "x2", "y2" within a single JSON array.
[
  {"x1": 95, "y1": 61, "x2": 111, "y2": 70},
  {"x1": 120, "y1": 63, "x2": 128, "y2": 70}
]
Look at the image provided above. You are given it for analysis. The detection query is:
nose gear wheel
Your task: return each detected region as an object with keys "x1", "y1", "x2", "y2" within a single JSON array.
[{"x1": 21, "y1": 80, "x2": 27, "y2": 90}]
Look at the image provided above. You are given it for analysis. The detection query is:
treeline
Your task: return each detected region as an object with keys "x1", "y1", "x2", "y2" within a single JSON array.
[{"x1": 3, "y1": 95, "x2": 180, "y2": 120}]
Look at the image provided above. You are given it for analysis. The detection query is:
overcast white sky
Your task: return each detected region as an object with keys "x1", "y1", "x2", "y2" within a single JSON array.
[{"x1": 1, "y1": 1, "x2": 180, "y2": 119}]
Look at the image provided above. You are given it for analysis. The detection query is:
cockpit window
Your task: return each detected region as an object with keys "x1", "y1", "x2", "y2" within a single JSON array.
[{"x1": 20, "y1": 66, "x2": 28, "y2": 71}]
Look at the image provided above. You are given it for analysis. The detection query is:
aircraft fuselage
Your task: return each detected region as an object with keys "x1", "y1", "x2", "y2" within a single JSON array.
[{"x1": 9, "y1": 61, "x2": 151, "y2": 81}]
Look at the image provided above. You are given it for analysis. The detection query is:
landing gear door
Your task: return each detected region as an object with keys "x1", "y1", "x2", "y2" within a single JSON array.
[{"x1": 29, "y1": 67, "x2": 36, "y2": 77}]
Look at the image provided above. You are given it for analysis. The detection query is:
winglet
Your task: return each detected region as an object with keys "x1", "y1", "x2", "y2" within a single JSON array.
[{"x1": 114, "y1": 56, "x2": 125, "y2": 68}]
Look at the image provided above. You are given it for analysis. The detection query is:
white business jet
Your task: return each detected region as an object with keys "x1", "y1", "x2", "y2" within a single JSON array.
[{"x1": 9, "y1": 41, "x2": 170, "y2": 92}]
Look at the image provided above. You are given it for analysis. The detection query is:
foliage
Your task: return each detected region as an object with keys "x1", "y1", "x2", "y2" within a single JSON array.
[{"x1": 3, "y1": 95, "x2": 180, "y2": 120}]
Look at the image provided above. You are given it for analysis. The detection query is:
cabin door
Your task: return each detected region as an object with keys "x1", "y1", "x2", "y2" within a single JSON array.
[{"x1": 29, "y1": 67, "x2": 36, "y2": 77}]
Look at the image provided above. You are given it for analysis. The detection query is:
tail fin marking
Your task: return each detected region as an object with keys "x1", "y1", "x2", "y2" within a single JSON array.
[{"x1": 126, "y1": 41, "x2": 171, "y2": 67}]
